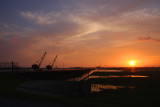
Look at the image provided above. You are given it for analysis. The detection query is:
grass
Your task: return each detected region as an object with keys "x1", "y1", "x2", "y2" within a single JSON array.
[
  {"x1": 0, "y1": 72, "x2": 73, "y2": 105},
  {"x1": 0, "y1": 72, "x2": 114, "y2": 107},
  {"x1": 0, "y1": 70, "x2": 160, "y2": 107}
]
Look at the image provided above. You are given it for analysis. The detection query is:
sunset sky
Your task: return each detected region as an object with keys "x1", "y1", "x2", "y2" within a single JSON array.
[{"x1": 0, "y1": 0, "x2": 160, "y2": 67}]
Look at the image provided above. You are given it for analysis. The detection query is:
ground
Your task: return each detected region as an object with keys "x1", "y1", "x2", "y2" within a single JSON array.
[{"x1": 0, "y1": 70, "x2": 160, "y2": 107}]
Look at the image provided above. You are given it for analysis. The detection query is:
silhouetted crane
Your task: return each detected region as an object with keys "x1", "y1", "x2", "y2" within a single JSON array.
[
  {"x1": 32, "y1": 52, "x2": 47, "y2": 70},
  {"x1": 46, "y1": 55, "x2": 58, "y2": 70}
]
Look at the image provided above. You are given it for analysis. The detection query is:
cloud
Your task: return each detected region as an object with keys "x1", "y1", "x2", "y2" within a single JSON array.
[
  {"x1": 16, "y1": 0, "x2": 160, "y2": 55},
  {"x1": 1, "y1": 0, "x2": 160, "y2": 67},
  {"x1": 20, "y1": 0, "x2": 160, "y2": 34},
  {"x1": 20, "y1": 11, "x2": 59, "y2": 25},
  {"x1": 136, "y1": 37, "x2": 160, "y2": 42}
]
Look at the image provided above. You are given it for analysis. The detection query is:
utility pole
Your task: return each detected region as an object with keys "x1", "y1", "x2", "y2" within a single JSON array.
[{"x1": 12, "y1": 61, "x2": 14, "y2": 72}]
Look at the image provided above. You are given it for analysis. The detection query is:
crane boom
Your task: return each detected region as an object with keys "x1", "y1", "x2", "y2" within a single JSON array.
[
  {"x1": 51, "y1": 55, "x2": 58, "y2": 68},
  {"x1": 38, "y1": 52, "x2": 47, "y2": 67}
]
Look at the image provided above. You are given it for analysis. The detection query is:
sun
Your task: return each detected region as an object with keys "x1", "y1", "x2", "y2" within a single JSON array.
[{"x1": 130, "y1": 61, "x2": 135, "y2": 66}]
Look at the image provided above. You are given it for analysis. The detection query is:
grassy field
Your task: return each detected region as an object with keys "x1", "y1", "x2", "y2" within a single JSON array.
[{"x1": 0, "y1": 70, "x2": 160, "y2": 107}]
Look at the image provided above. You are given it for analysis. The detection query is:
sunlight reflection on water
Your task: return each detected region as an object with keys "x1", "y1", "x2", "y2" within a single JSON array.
[
  {"x1": 95, "y1": 69, "x2": 123, "y2": 72},
  {"x1": 91, "y1": 84, "x2": 135, "y2": 92},
  {"x1": 66, "y1": 69, "x2": 149, "y2": 93},
  {"x1": 89, "y1": 75, "x2": 149, "y2": 79}
]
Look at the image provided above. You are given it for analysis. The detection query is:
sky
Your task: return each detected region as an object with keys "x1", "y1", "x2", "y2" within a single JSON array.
[{"x1": 0, "y1": 0, "x2": 160, "y2": 67}]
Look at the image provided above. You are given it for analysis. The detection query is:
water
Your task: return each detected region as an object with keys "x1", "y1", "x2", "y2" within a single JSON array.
[
  {"x1": 91, "y1": 84, "x2": 135, "y2": 92},
  {"x1": 67, "y1": 70, "x2": 95, "y2": 81},
  {"x1": 89, "y1": 75, "x2": 149, "y2": 79},
  {"x1": 90, "y1": 69, "x2": 149, "y2": 92},
  {"x1": 94, "y1": 69, "x2": 123, "y2": 72},
  {"x1": 67, "y1": 69, "x2": 149, "y2": 92}
]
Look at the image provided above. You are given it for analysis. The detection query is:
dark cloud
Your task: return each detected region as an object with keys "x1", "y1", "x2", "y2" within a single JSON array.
[
  {"x1": 136, "y1": 37, "x2": 160, "y2": 42},
  {"x1": 73, "y1": 0, "x2": 152, "y2": 22}
]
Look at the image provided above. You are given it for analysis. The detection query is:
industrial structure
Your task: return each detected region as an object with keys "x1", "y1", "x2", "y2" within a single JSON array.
[
  {"x1": 46, "y1": 55, "x2": 58, "y2": 70},
  {"x1": 32, "y1": 52, "x2": 47, "y2": 70}
]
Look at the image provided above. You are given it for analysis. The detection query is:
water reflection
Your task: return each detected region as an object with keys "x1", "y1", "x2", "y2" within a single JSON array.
[
  {"x1": 95, "y1": 69, "x2": 123, "y2": 72},
  {"x1": 91, "y1": 84, "x2": 135, "y2": 92},
  {"x1": 89, "y1": 75, "x2": 149, "y2": 79},
  {"x1": 67, "y1": 70, "x2": 95, "y2": 81}
]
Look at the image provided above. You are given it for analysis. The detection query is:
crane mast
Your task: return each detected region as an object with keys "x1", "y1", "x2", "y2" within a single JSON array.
[
  {"x1": 38, "y1": 52, "x2": 47, "y2": 67},
  {"x1": 46, "y1": 55, "x2": 58, "y2": 70},
  {"x1": 32, "y1": 52, "x2": 47, "y2": 70},
  {"x1": 51, "y1": 55, "x2": 58, "y2": 68}
]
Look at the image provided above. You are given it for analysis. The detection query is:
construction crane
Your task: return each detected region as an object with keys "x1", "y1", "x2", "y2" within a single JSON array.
[
  {"x1": 46, "y1": 55, "x2": 58, "y2": 70},
  {"x1": 32, "y1": 52, "x2": 47, "y2": 70}
]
